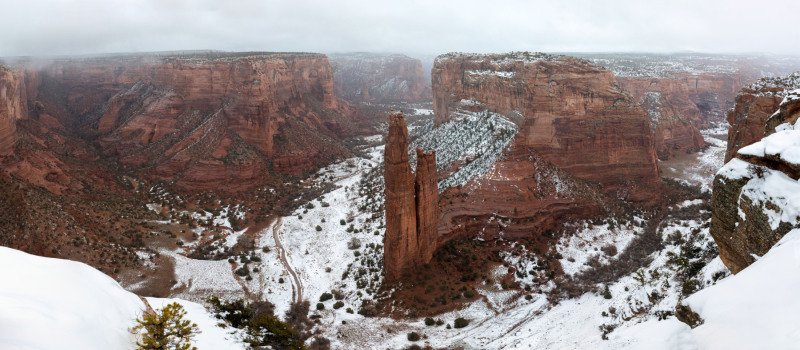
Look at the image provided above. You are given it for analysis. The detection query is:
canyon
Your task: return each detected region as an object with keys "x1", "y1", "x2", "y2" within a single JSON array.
[
  {"x1": 0, "y1": 52, "x2": 358, "y2": 274},
  {"x1": 5, "y1": 52, "x2": 353, "y2": 192},
  {"x1": 2, "y1": 49, "x2": 800, "y2": 349}
]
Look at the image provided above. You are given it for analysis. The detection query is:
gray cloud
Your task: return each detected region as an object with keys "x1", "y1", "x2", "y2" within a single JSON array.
[{"x1": 1, "y1": 0, "x2": 799, "y2": 57}]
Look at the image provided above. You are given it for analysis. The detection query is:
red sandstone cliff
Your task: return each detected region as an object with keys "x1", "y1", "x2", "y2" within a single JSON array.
[
  {"x1": 414, "y1": 147, "x2": 438, "y2": 264},
  {"x1": 724, "y1": 74, "x2": 800, "y2": 162},
  {"x1": 12, "y1": 52, "x2": 353, "y2": 192},
  {"x1": 432, "y1": 52, "x2": 662, "y2": 203},
  {"x1": 383, "y1": 112, "x2": 438, "y2": 282},
  {"x1": 0, "y1": 66, "x2": 27, "y2": 155},
  {"x1": 617, "y1": 77, "x2": 706, "y2": 160},
  {"x1": 330, "y1": 53, "x2": 430, "y2": 102}
]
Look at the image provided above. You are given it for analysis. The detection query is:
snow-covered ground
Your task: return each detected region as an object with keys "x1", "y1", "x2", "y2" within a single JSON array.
[
  {"x1": 0, "y1": 246, "x2": 244, "y2": 350},
  {"x1": 557, "y1": 217, "x2": 646, "y2": 276},
  {"x1": 618, "y1": 228, "x2": 800, "y2": 350}
]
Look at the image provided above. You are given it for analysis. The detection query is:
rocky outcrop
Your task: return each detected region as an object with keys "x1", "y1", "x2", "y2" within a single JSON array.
[
  {"x1": 711, "y1": 77, "x2": 800, "y2": 274},
  {"x1": 13, "y1": 52, "x2": 353, "y2": 192},
  {"x1": 617, "y1": 77, "x2": 706, "y2": 160},
  {"x1": 329, "y1": 53, "x2": 430, "y2": 102},
  {"x1": 383, "y1": 112, "x2": 437, "y2": 282},
  {"x1": 725, "y1": 73, "x2": 800, "y2": 162},
  {"x1": 0, "y1": 66, "x2": 27, "y2": 155},
  {"x1": 432, "y1": 52, "x2": 662, "y2": 203}
]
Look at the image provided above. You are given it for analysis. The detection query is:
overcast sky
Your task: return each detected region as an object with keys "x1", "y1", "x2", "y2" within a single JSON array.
[{"x1": 1, "y1": 0, "x2": 799, "y2": 57}]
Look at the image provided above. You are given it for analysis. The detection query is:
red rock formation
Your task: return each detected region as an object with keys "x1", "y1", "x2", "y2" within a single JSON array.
[
  {"x1": 432, "y1": 52, "x2": 662, "y2": 203},
  {"x1": 0, "y1": 66, "x2": 28, "y2": 155},
  {"x1": 14, "y1": 52, "x2": 353, "y2": 192},
  {"x1": 414, "y1": 147, "x2": 438, "y2": 264},
  {"x1": 383, "y1": 112, "x2": 438, "y2": 282},
  {"x1": 723, "y1": 74, "x2": 800, "y2": 162},
  {"x1": 330, "y1": 53, "x2": 430, "y2": 102},
  {"x1": 617, "y1": 77, "x2": 706, "y2": 160}
]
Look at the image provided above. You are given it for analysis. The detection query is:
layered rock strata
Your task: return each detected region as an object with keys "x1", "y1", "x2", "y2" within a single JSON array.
[
  {"x1": 383, "y1": 112, "x2": 438, "y2": 282},
  {"x1": 617, "y1": 77, "x2": 706, "y2": 159}
]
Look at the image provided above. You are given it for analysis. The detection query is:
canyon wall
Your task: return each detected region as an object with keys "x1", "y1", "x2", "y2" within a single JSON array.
[
  {"x1": 383, "y1": 112, "x2": 438, "y2": 282},
  {"x1": 432, "y1": 52, "x2": 662, "y2": 203},
  {"x1": 724, "y1": 73, "x2": 800, "y2": 162},
  {"x1": 0, "y1": 66, "x2": 27, "y2": 155},
  {"x1": 14, "y1": 52, "x2": 352, "y2": 192},
  {"x1": 329, "y1": 53, "x2": 430, "y2": 102},
  {"x1": 617, "y1": 77, "x2": 706, "y2": 160},
  {"x1": 711, "y1": 76, "x2": 800, "y2": 274}
]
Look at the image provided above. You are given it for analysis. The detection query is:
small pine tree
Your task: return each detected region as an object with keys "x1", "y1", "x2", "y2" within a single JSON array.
[{"x1": 133, "y1": 302, "x2": 199, "y2": 350}]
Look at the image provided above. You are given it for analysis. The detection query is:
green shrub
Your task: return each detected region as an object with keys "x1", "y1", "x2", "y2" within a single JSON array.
[
  {"x1": 333, "y1": 301, "x2": 344, "y2": 309},
  {"x1": 453, "y1": 317, "x2": 470, "y2": 329},
  {"x1": 319, "y1": 292, "x2": 333, "y2": 302},
  {"x1": 424, "y1": 317, "x2": 435, "y2": 326},
  {"x1": 407, "y1": 332, "x2": 421, "y2": 341},
  {"x1": 316, "y1": 303, "x2": 325, "y2": 310}
]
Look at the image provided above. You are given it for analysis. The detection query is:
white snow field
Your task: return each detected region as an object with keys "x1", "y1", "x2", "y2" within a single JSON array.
[
  {"x1": 0, "y1": 246, "x2": 244, "y2": 350},
  {"x1": 618, "y1": 229, "x2": 800, "y2": 350}
]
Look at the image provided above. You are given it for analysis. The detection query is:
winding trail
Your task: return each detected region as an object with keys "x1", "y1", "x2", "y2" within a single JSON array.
[{"x1": 271, "y1": 217, "x2": 304, "y2": 304}]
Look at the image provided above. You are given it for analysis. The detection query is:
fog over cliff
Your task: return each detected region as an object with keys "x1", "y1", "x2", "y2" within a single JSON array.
[{"x1": 1, "y1": 0, "x2": 799, "y2": 57}]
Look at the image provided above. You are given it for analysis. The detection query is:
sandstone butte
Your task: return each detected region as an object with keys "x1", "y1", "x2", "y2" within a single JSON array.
[
  {"x1": 0, "y1": 52, "x2": 353, "y2": 193},
  {"x1": 711, "y1": 74, "x2": 800, "y2": 273},
  {"x1": 329, "y1": 53, "x2": 430, "y2": 103},
  {"x1": 383, "y1": 112, "x2": 438, "y2": 282}
]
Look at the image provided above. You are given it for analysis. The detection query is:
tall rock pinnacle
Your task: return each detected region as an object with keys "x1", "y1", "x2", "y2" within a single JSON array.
[{"x1": 383, "y1": 112, "x2": 438, "y2": 282}]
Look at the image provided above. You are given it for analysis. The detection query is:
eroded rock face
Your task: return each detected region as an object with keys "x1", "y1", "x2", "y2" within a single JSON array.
[
  {"x1": 0, "y1": 66, "x2": 27, "y2": 155},
  {"x1": 725, "y1": 74, "x2": 800, "y2": 162},
  {"x1": 617, "y1": 77, "x2": 706, "y2": 160},
  {"x1": 432, "y1": 52, "x2": 662, "y2": 203},
  {"x1": 383, "y1": 112, "x2": 437, "y2": 282},
  {"x1": 711, "y1": 78, "x2": 800, "y2": 273},
  {"x1": 329, "y1": 53, "x2": 430, "y2": 102},
  {"x1": 12, "y1": 52, "x2": 352, "y2": 192}
]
